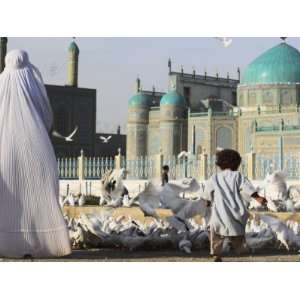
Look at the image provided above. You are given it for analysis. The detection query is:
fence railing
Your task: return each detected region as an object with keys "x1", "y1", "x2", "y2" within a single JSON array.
[
  {"x1": 84, "y1": 156, "x2": 114, "y2": 179},
  {"x1": 254, "y1": 152, "x2": 300, "y2": 180},
  {"x1": 58, "y1": 150, "x2": 300, "y2": 181},
  {"x1": 57, "y1": 157, "x2": 78, "y2": 179},
  {"x1": 125, "y1": 156, "x2": 155, "y2": 179}
]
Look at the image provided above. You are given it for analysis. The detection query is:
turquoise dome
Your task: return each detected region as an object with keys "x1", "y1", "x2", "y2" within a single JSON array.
[
  {"x1": 129, "y1": 93, "x2": 150, "y2": 107},
  {"x1": 69, "y1": 41, "x2": 79, "y2": 54},
  {"x1": 241, "y1": 43, "x2": 300, "y2": 85},
  {"x1": 160, "y1": 90, "x2": 186, "y2": 107}
]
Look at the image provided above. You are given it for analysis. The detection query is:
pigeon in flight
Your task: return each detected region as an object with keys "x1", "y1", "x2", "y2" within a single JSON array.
[
  {"x1": 177, "y1": 151, "x2": 191, "y2": 159},
  {"x1": 214, "y1": 37, "x2": 233, "y2": 48},
  {"x1": 100, "y1": 135, "x2": 112, "y2": 143},
  {"x1": 52, "y1": 126, "x2": 78, "y2": 142}
]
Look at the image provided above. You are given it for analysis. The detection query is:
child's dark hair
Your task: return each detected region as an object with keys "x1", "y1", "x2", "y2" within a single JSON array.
[
  {"x1": 162, "y1": 165, "x2": 169, "y2": 171},
  {"x1": 215, "y1": 149, "x2": 241, "y2": 171}
]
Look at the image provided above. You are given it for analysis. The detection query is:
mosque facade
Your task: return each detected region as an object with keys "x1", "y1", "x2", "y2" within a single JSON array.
[{"x1": 127, "y1": 41, "x2": 300, "y2": 161}]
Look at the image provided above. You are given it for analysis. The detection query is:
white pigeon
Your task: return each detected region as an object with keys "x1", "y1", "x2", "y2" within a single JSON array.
[
  {"x1": 263, "y1": 171, "x2": 288, "y2": 201},
  {"x1": 248, "y1": 218, "x2": 262, "y2": 233},
  {"x1": 292, "y1": 221, "x2": 300, "y2": 236},
  {"x1": 65, "y1": 126, "x2": 78, "y2": 142},
  {"x1": 67, "y1": 217, "x2": 76, "y2": 229},
  {"x1": 246, "y1": 233, "x2": 275, "y2": 253},
  {"x1": 175, "y1": 199, "x2": 208, "y2": 220},
  {"x1": 69, "y1": 225, "x2": 84, "y2": 246},
  {"x1": 178, "y1": 239, "x2": 192, "y2": 254},
  {"x1": 52, "y1": 126, "x2": 78, "y2": 142},
  {"x1": 79, "y1": 214, "x2": 107, "y2": 238},
  {"x1": 122, "y1": 195, "x2": 136, "y2": 207},
  {"x1": 78, "y1": 194, "x2": 85, "y2": 206},
  {"x1": 118, "y1": 235, "x2": 147, "y2": 251},
  {"x1": 168, "y1": 178, "x2": 201, "y2": 195},
  {"x1": 160, "y1": 184, "x2": 189, "y2": 212},
  {"x1": 99, "y1": 195, "x2": 107, "y2": 206},
  {"x1": 190, "y1": 231, "x2": 209, "y2": 249},
  {"x1": 214, "y1": 37, "x2": 233, "y2": 48},
  {"x1": 248, "y1": 198, "x2": 264, "y2": 210},
  {"x1": 286, "y1": 199, "x2": 295, "y2": 212},
  {"x1": 136, "y1": 183, "x2": 161, "y2": 218},
  {"x1": 259, "y1": 215, "x2": 294, "y2": 250},
  {"x1": 65, "y1": 193, "x2": 75, "y2": 206},
  {"x1": 108, "y1": 197, "x2": 123, "y2": 208},
  {"x1": 177, "y1": 151, "x2": 191, "y2": 159},
  {"x1": 166, "y1": 216, "x2": 189, "y2": 233},
  {"x1": 59, "y1": 195, "x2": 65, "y2": 207},
  {"x1": 294, "y1": 201, "x2": 300, "y2": 211},
  {"x1": 288, "y1": 185, "x2": 300, "y2": 202},
  {"x1": 267, "y1": 199, "x2": 279, "y2": 212},
  {"x1": 101, "y1": 168, "x2": 128, "y2": 205},
  {"x1": 100, "y1": 135, "x2": 112, "y2": 143}
]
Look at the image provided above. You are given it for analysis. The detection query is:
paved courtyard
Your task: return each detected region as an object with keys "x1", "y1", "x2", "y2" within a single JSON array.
[{"x1": 1, "y1": 249, "x2": 300, "y2": 262}]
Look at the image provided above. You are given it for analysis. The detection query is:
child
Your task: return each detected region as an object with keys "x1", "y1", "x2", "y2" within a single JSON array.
[
  {"x1": 203, "y1": 149, "x2": 267, "y2": 262},
  {"x1": 161, "y1": 165, "x2": 170, "y2": 186}
]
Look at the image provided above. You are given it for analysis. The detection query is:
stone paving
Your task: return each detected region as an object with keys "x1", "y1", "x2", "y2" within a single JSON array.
[{"x1": 1, "y1": 249, "x2": 300, "y2": 262}]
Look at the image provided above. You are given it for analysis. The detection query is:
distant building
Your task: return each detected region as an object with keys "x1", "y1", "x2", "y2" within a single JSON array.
[
  {"x1": 46, "y1": 40, "x2": 97, "y2": 156},
  {"x1": 127, "y1": 61, "x2": 239, "y2": 159},
  {"x1": 127, "y1": 40, "x2": 300, "y2": 160},
  {"x1": 0, "y1": 37, "x2": 126, "y2": 157},
  {"x1": 47, "y1": 84, "x2": 96, "y2": 156}
]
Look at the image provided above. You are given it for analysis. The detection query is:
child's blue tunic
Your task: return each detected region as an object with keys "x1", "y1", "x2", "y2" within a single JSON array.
[{"x1": 204, "y1": 170, "x2": 256, "y2": 236}]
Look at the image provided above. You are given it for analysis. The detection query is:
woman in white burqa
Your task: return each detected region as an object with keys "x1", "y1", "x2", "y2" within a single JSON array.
[{"x1": 0, "y1": 49, "x2": 71, "y2": 257}]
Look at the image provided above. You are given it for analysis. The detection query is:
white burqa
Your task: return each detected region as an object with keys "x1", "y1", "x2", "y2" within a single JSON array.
[{"x1": 0, "y1": 49, "x2": 71, "y2": 257}]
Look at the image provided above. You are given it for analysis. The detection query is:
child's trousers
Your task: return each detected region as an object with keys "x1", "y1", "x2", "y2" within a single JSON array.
[{"x1": 210, "y1": 230, "x2": 248, "y2": 256}]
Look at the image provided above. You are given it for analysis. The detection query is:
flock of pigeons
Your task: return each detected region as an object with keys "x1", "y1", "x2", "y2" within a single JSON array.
[
  {"x1": 246, "y1": 171, "x2": 300, "y2": 212},
  {"x1": 61, "y1": 169, "x2": 300, "y2": 213},
  {"x1": 61, "y1": 169, "x2": 300, "y2": 254},
  {"x1": 64, "y1": 208, "x2": 300, "y2": 254}
]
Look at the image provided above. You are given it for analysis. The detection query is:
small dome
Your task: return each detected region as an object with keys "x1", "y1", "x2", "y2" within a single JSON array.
[
  {"x1": 129, "y1": 92, "x2": 150, "y2": 108},
  {"x1": 241, "y1": 43, "x2": 300, "y2": 85},
  {"x1": 69, "y1": 41, "x2": 79, "y2": 54},
  {"x1": 160, "y1": 90, "x2": 186, "y2": 107}
]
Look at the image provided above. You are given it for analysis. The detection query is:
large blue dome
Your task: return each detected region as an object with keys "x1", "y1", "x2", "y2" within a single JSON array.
[
  {"x1": 241, "y1": 43, "x2": 300, "y2": 85},
  {"x1": 160, "y1": 90, "x2": 186, "y2": 107}
]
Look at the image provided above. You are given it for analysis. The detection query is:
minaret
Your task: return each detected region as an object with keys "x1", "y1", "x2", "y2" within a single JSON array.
[
  {"x1": 127, "y1": 78, "x2": 150, "y2": 160},
  {"x1": 168, "y1": 58, "x2": 172, "y2": 74},
  {"x1": 67, "y1": 38, "x2": 79, "y2": 87},
  {"x1": 136, "y1": 76, "x2": 141, "y2": 92},
  {"x1": 0, "y1": 37, "x2": 8, "y2": 73}
]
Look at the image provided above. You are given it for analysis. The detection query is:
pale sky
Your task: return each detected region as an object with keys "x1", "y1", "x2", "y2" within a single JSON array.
[{"x1": 7, "y1": 37, "x2": 300, "y2": 133}]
